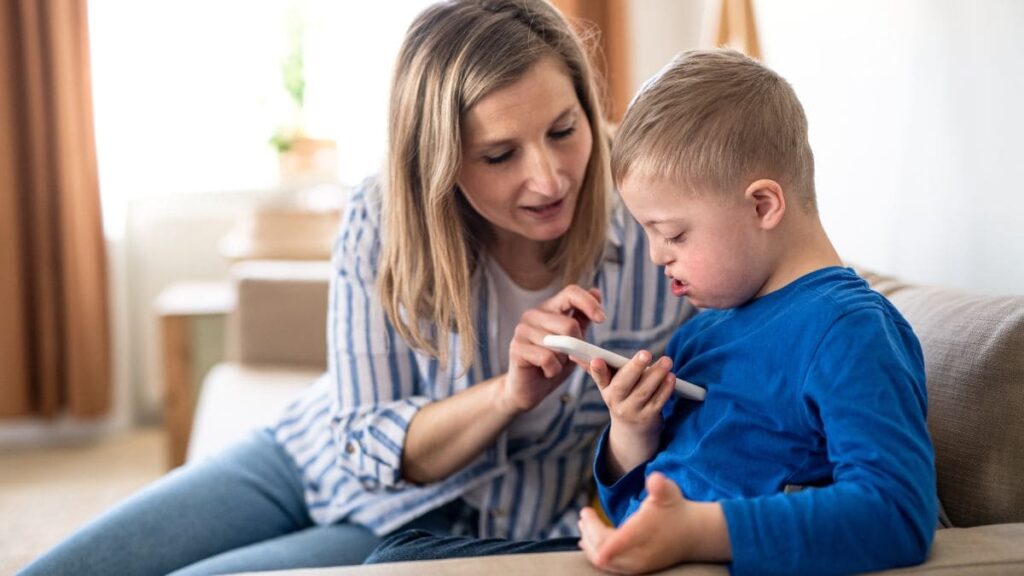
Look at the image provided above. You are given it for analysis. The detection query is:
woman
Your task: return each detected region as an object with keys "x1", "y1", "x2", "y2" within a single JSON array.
[{"x1": 20, "y1": 1, "x2": 690, "y2": 574}]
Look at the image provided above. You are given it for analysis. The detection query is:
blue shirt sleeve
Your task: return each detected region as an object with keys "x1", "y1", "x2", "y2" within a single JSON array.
[
  {"x1": 593, "y1": 425, "x2": 649, "y2": 525},
  {"x1": 721, "y1": 308, "x2": 936, "y2": 575}
]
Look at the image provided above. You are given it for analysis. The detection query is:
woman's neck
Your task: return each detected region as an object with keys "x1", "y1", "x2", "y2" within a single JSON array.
[{"x1": 488, "y1": 236, "x2": 558, "y2": 290}]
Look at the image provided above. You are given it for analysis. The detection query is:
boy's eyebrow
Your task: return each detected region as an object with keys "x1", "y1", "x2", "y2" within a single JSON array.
[{"x1": 643, "y1": 217, "x2": 674, "y2": 226}]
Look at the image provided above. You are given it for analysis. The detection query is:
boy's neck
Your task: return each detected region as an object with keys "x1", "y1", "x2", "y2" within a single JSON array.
[{"x1": 758, "y1": 212, "x2": 843, "y2": 298}]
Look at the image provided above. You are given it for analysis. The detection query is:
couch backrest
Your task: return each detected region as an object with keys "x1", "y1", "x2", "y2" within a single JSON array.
[
  {"x1": 227, "y1": 259, "x2": 332, "y2": 369},
  {"x1": 861, "y1": 268, "x2": 1024, "y2": 527}
]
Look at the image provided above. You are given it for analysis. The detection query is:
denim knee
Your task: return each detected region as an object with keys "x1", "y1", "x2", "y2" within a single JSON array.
[{"x1": 363, "y1": 529, "x2": 437, "y2": 564}]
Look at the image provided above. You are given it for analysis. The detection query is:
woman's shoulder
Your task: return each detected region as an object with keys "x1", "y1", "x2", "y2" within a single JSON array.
[
  {"x1": 606, "y1": 190, "x2": 630, "y2": 248},
  {"x1": 332, "y1": 176, "x2": 385, "y2": 266},
  {"x1": 343, "y1": 175, "x2": 385, "y2": 224}
]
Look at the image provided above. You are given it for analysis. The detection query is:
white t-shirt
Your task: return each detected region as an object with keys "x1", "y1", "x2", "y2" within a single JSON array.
[{"x1": 485, "y1": 257, "x2": 570, "y2": 444}]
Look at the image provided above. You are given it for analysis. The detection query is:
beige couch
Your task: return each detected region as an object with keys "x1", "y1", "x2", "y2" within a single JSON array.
[{"x1": 191, "y1": 263, "x2": 1024, "y2": 575}]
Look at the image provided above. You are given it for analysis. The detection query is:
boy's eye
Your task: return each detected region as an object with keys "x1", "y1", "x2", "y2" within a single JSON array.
[
  {"x1": 665, "y1": 232, "x2": 685, "y2": 245},
  {"x1": 483, "y1": 150, "x2": 514, "y2": 165},
  {"x1": 549, "y1": 125, "x2": 576, "y2": 140}
]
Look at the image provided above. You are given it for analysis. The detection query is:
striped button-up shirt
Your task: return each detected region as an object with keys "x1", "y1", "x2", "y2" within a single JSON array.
[{"x1": 274, "y1": 180, "x2": 693, "y2": 539}]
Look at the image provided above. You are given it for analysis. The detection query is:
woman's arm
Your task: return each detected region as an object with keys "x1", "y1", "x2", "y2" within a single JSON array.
[
  {"x1": 402, "y1": 284, "x2": 606, "y2": 484},
  {"x1": 401, "y1": 374, "x2": 515, "y2": 484}
]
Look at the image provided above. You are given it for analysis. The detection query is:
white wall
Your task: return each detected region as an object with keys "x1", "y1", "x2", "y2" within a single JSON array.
[
  {"x1": 123, "y1": 192, "x2": 266, "y2": 421},
  {"x1": 627, "y1": 0, "x2": 1024, "y2": 295},
  {"x1": 627, "y1": 0, "x2": 708, "y2": 91}
]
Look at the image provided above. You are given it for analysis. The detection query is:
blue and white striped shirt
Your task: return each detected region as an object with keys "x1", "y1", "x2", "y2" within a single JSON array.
[{"x1": 274, "y1": 180, "x2": 693, "y2": 539}]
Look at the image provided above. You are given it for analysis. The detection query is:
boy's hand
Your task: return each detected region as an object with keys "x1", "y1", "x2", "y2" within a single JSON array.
[
  {"x1": 590, "y1": 353, "x2": 675, "y2": 476},
  {"x1": 578, "y1": 473, "x2": 731, "y2": 574}
]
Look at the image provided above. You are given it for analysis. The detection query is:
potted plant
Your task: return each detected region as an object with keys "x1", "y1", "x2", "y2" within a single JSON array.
[{"x1": 270, "y1": 3, "x2": 336, "y2": 185}]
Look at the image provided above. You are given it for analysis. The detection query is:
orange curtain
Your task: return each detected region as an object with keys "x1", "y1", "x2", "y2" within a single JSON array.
[
  {"x1": 550, "y1": 0, "x2": 632, "y2": 123},
  {"x1": 0, "y1": 0, "x2": 110, "y2": 418},
  {"x1": 709, "y1": 0, "x2": 762, "y2": 59}
]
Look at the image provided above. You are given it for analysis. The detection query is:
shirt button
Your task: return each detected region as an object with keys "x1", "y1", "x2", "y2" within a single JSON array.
[
  {"x1": 345, "y1": 442, "x2": 356, "y2": 454},
  {"x1": 362, "y1": 479, "x2": 379, "y2": 490},
  {"x1": 560, "y1": 393, "x2": 573, "y2": 404}
]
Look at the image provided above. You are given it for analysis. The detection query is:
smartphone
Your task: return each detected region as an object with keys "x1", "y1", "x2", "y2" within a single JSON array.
[{"x1": 542, "y1": 335, "x2": 706, "y2": 401}]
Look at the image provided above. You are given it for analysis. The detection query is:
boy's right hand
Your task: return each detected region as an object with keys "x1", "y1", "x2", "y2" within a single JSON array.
[{"x1": 591, "y1": 352, "x2": 675, "y2": 477}]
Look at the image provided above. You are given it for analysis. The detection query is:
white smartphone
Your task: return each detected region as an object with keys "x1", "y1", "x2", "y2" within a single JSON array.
[{"x1": 542, "y1": 335, "x2": 706, "y2": 401}]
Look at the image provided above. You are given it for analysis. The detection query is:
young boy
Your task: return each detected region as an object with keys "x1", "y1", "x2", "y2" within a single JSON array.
[
  {"x1": 365, "y1": 49, "x2": 936, "y2": 575},
  {"x1": 576, "y1": 48, "x2": 936, "y2": 575}
]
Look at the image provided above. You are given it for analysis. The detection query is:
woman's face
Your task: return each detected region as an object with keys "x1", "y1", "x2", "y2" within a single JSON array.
[{"x1": 457, "y1": 56, "x2": 593, "y2": 250}]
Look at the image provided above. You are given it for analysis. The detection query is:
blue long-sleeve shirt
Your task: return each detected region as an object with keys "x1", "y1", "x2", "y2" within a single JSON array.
[{"x1": 595, "y1": 267, "x2": 936, "y2": 575}]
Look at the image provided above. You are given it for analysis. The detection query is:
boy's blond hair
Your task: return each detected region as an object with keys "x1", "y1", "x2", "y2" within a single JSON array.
[{"x1": 612, "y1": 48, "x2": 816, "y2": 211}]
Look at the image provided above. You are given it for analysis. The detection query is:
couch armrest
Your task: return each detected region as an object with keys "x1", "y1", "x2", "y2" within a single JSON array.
[{"x1": 227, "y1": 259, "x2": 332, "y2": 369}]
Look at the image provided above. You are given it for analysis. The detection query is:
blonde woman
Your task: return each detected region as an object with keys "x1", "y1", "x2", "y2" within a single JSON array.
[{"x1": 20, "y1": 1, "x2": 691, "y2": 574}]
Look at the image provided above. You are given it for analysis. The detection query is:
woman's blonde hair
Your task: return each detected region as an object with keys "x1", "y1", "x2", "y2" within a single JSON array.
[{"x1": 378, "y1": 0, "x2": 610, "y2": 370}]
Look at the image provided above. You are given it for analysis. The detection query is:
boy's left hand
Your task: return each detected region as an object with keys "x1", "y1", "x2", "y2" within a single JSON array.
[{"x1": 577, "y1": 473, "x2": 731, "y2": 574}]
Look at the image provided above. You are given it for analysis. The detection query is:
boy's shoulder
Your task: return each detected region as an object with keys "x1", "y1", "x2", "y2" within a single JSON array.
[
  {"x1": 667, "y1": 267, "x2": 914, "y2": 352},
  {"x1": 796, "y1": 267, "x2": 910, "y2": 328}
]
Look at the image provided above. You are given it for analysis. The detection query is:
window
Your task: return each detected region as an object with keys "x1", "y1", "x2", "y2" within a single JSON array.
[{"x1": 88, "y1": 0, "x2": 433, "y2": 234}]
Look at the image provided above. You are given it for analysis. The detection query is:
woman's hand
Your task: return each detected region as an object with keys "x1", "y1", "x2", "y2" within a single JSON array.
[
  {"x1": 498, "y1": 285, "x2": 605, "y2": 415},
  {"x1": 591, "y1": 352, "x2": 675, "y2": 477},
  {"x1": 578, "y1": 473, "x2": 731, "y2": 574}
]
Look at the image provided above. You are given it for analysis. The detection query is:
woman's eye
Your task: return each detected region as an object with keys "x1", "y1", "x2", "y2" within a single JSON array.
[
  {"x1": 483, "y1": 150, "x2": 514, "y2": 165},
  {"x1": 550, "y1": 125, "x2": 576, "y2": 140}
]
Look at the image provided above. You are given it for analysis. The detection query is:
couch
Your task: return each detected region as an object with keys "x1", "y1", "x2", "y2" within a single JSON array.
[{"x1": 189, "y1": 263, "x2": 1024, "y2": 575}]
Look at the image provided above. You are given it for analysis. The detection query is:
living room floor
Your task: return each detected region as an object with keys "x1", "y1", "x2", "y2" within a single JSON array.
[{"x1": 0, "y1": 427, "x2": 166, "y2": 574}]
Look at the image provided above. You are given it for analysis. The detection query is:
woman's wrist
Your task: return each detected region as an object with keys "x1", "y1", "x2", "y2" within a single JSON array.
[{"x1": 491, "y1": 373, "x2": 527, "y2": 419}]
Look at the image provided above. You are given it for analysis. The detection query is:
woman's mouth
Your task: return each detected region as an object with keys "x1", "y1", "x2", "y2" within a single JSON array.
[{"x1": 521, "y1": 198, "x2": 565, "y2": 220}]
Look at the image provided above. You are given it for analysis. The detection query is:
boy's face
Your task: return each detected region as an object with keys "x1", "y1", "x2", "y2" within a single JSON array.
[{"x1": 619, "y1": 175, "x2": 772, "y2": 309}]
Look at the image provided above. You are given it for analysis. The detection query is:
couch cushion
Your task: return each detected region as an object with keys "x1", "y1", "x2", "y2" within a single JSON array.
[
  {"x1": 240, "y1": 524, "x2": 1024, "y2": 576},
  {"x1": 860, "y1": 269, "x2": 1024, "y2": 527},
  {"x1": 187, "y1": 362, "x2": 319, "y2": 463}
]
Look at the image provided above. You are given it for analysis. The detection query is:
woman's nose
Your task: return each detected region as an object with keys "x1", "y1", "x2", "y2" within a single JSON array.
[{"x1": 525, "y1": 147, "x2": 560, "y2": 197}]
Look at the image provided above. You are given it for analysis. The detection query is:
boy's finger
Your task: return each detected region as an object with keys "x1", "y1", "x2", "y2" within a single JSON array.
[
  {"x1": 649, "y1": 372, "x2": 675, "y2": 410},
  {"x1": 631, "y1": 356, "x2": 673, "y2": 407},
  {"x1": 590, "y1": 359, "x2": 611, "y2": 389},
  {"x1": 568, "y1": 355, "x2": 590, "y2": 370},
  {"x1": 604, "y1": 350, "x2": 651, "y2": 402}
]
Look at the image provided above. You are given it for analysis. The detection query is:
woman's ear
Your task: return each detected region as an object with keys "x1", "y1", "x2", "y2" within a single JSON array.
[{"x1": 744, "y1": 179, "x2": 785, "y2": 230}]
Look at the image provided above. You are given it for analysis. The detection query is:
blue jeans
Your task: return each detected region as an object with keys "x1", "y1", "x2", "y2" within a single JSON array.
[
  {"x1": 18, "y1": 429, "x2": 466, "y2": 575},
  {"x1": 364, "y1": 530, "x2": 580, "y2": 564}
]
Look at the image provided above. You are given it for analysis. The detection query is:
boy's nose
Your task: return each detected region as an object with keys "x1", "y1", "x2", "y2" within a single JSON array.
[{"x1": 649, "y1": 242, "x2": 672, "y2": 266}]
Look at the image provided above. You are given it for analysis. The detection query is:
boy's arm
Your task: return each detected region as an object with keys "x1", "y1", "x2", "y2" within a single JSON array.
[
  {"x1": 721, "y1": 309, "x2": 936, "y2": 575},
  {"x1": 591, "y1": 353, "x2": 676, "y2": 477}
]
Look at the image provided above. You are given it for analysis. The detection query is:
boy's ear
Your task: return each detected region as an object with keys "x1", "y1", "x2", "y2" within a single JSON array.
[{"x1": 745, "y1": 179, "x2": 785, "y2": 230}]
